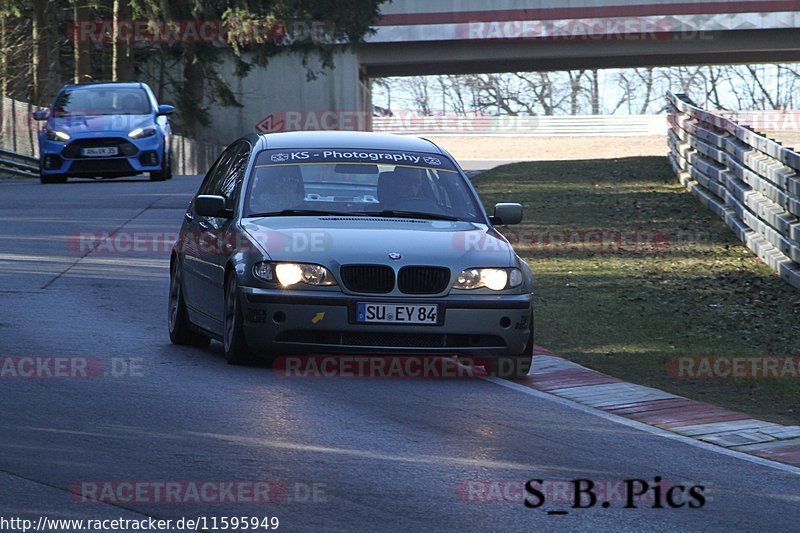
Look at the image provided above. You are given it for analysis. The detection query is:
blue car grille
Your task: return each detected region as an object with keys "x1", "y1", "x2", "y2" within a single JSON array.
[{"x1": 69, "y1": 159, "x2": 135, "y2": 174}]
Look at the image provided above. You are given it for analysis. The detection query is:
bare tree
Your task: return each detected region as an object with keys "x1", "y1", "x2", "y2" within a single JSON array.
[
  {"x1": 112, "y1": 0, "x2": 135, "y2": 81},
  {"x1": 73, "y1": 0, "x2": 92, "y2": 82}
]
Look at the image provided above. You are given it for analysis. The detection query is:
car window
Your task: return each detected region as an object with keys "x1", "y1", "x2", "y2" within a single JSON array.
[
  {"x1": 244, "y1": 149, "x2": 483, "y2": 222},
  {"x1": 198, "y1": 142, "x2": 250, "y2": 211},
  {"x1": 53, "y1": 87, "x2": 152, "y2": 116},
  {"x1": 221, "y1": 143, "x2": 250, "y2": 210},
  {"x1": 198, "y1": 146, "x2": 238, "y2": 198}
]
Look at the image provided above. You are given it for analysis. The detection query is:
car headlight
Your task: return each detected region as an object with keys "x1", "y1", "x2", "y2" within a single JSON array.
[
  {"x1": 253, "y1": 261, "x2": 336, "y2": 287},
  {"x1": 129, "y1": 126, "x2": 157, "y2": 139},
  {"x1": 453, "y1": 267, "x2": 523, "y2": 291},
  {"x1": 45, "y1": 129, "x2": 70, "y2": 142}
]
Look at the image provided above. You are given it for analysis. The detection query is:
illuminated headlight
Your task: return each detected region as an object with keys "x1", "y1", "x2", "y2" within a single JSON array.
[
  {"x1": 129, "y1": 126, "x2": 157, "y2": 139},
  {"x1": 45, "y1": 129, "x2": 70, "y2": 142},
  {"x1": 453, "y1": 268, "x2": 523, "y2": 291},
  {"x1": 253, "y1": 261, "x2": 336, "y2": 287}
]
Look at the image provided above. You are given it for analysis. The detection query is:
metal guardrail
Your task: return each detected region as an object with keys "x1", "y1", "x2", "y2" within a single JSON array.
[
  {"x1": 373, "y1": 114, "x2": 668, "y2": 136},
  {"x1": 667, "y1": 92, "x2": 800, "y2": 289},
  {"x1": 172, "y1": 134, "x2": 225, "y2": 176},
  {"x1": 0, "y1": 147, "x2": 38, "y2": 178}
]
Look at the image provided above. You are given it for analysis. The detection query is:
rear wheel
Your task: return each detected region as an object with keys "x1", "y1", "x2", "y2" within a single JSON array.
[
  {"x1": 223, "y1": 273, "x2": 257, "y2": 365},
  {"x1": 168, "y1": 260, "x2": 211, "y2": 347}
]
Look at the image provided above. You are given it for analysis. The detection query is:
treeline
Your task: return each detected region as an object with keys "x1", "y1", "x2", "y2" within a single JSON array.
[
  {"x1": 375, "y1": 65, "x2": 800, "y2": 116},
  {"x1": 1, "y1": 0, "x2": 385, "y2": 135}
]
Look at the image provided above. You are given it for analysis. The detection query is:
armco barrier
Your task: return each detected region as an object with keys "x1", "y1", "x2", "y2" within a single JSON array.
[
  {"x1": 667, "y1": 92, "x2": 800, "y2": 289},
  {"x1": 0, "y1": 147, "x2": 38, "y2": 178}
]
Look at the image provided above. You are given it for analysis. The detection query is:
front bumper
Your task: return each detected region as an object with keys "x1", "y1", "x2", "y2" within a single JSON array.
[
  {"x1": 39, "y1": 134, "x2": 163, "y2": 177},
  {"x1": 240, "y1": 287, "x2": 533, "y2": 356}
]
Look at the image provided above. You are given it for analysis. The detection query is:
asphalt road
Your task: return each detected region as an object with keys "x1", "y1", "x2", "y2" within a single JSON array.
[{"x1": 0, "y1": 175, "x2": 798, "y2": 533}]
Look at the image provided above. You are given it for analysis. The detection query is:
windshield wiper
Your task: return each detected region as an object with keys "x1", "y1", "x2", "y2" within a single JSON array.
[
  {"x1": 363, "y1": 210, "x2": 460, "y2": 221},
  {"x1": 247, "y1": 209, "x2": 351, "y2": 218}
]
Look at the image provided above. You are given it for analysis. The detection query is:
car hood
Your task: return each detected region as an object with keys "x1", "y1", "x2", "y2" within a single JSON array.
[
  {"x1": 242, "y1": 216, "x2": 515, "y2": 269},
  {"x1": 47, "y1": 114, "x2": 153, "y2": 135}
]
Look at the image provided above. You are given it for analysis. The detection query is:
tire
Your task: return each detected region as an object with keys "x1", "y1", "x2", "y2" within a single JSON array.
[
  {"x1": 40, "y1": 172, "x2": 67, "y2": 184},
  {"x1": 489, "y1": 308, "x2": 534, "y2": 379},
  {"x1": 149, "y1": 146, "x2": 172, "y2": 181},
  {"x1": 223, "y1": 273, "x2": 257, "y2": 365},
  {"x1": 168, "y1": 260, "x2": 211, "y2": 347}
]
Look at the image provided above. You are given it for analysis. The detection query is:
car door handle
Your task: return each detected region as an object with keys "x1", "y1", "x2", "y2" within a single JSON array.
[
  {"x1": 184, "y1": 212, "x2": 193, "y2": 222},
  {"x1": 198, "y1": 220, "x2": 209, "y2": 231}
]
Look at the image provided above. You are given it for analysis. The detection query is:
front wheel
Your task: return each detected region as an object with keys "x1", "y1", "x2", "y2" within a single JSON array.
[
  {"x1": 223, "y1": 273, "x2": 256, "y2": 365},
  {"x1": 149, "y1": 146, "x2": 172, "y2": 181},
  {"x1": 168, "y1": 260, "x2": 210, "y2": 347}
]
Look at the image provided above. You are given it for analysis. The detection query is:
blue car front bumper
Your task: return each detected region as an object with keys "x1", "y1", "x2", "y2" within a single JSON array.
[{"x1": 39, "y1": 132, "x2": 164, "y2": 177}]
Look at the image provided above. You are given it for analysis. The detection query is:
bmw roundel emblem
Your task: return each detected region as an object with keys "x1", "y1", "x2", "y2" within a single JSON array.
[{"x1": 388, "y1": 252, "x2": 402, "y2": 260}]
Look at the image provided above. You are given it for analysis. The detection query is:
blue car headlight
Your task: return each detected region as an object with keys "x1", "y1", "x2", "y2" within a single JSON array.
[
  {"x1": 129, "y1": 126, "x2": 157, "y2": 139},
  {"x1": 44, "y1": 129, "x2": 70, "y2": 142}
]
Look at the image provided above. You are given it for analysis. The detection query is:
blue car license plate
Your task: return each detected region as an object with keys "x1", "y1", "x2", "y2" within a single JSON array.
[{"x1": 81, "y1": 147, "x2": 119, "y2": 157}]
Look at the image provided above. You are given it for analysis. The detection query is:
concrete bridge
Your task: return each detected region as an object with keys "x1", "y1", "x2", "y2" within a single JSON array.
[{"x1": 205, "y1": 0, "x2": 800, "y2": 143}]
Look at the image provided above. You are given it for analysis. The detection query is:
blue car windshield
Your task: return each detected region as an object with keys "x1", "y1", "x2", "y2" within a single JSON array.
[
  {"x1": 53, "y1": 88, "x2": 152, "y2": 116},
  {"x1": 244, "y1": 149, "x2": 484, "y2": 223}
]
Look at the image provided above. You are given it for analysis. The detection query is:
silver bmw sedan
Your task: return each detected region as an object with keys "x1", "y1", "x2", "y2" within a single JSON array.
[{"x1": 168, "y1": 131, "x2": 534, "y2": 378}]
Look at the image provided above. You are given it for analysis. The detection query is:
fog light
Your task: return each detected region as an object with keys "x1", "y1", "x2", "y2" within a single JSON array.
[
  {"x1": 139, "y1": 151, "x2": 159, "y2": 166},
  {"x1": 43, "y1": 155, "x2": 62, "y2": 170}
]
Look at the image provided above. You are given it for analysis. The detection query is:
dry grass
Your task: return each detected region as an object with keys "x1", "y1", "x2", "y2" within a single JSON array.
[{"x1": 473, "y1": 156, "x2": 800, "y2": 425}]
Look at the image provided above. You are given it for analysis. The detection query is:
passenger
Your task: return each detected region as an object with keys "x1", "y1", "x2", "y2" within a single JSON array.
[
  {"x1": 393, "y1": 167, "x2": 425, "y2": 200},
  {"x1": 250, "y1": 166, "x2": 305, "y2": 213}
]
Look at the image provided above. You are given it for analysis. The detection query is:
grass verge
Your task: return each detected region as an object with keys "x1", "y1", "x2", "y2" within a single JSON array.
[{"x1": 473, "y1": 156, "x2": 800, "y2": 425}]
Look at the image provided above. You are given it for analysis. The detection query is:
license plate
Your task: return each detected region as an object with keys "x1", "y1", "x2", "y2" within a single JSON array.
[
  {"x1": 81, "y1": 147, "x2": 118, "y2": 157},
  {"x1": 356, "y1": 303, "x2": 439, "y2": 324}
]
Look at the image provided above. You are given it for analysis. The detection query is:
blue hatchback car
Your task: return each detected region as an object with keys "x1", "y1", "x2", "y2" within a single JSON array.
[{"x1": 33, "y1": 82, "x2": 175, "y2": 184}]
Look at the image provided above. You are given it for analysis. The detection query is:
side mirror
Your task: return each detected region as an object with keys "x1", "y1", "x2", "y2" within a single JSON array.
[
  {"x1": 194, "y1": 195, "x2": 230, "y2": 218},
  {"x1": 32, "y1": 109, "x2": 49, "y2": 121},
  {"x1": 490, "y1": 203, "x2": 523, "y2": 225},
  {"x1": 157, "y1": 104, "x2": 175, "y2": 116}
]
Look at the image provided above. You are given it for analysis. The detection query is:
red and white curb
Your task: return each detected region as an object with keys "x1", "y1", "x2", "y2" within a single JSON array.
[{"x1": 509, "y1": 348, "x2": 800, "y2": 468}]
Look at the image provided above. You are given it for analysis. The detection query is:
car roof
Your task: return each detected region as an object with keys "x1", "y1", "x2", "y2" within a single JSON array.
[
  {"x1": 61, "y1": 82, "x2": 148, "y2": 91},
  {"x1": 255, "y1": 131, "x2": 444, "y2": 154}
]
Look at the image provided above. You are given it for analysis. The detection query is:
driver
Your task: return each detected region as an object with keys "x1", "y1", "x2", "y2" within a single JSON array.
[
  {"x1": 393, "y1": 166, "x2": 425, "y2": 199},
  {"x1": 120, "y1": 93, "x2": 142, "y2": 113},
  {"x1": 250, "y1": 166, "x2": 305, "y2": 213}
]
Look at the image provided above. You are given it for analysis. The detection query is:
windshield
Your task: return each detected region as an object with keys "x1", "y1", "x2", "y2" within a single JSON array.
[
  {"x1": 53, "y1": 87, "x2": 152, "y2": 116},
  {"x1": 243, "y1": 149, "x2": 484, "y2": 222}
]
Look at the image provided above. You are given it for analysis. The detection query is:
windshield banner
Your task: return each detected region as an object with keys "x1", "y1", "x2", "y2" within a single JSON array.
[{"x1": 255, "y1": 149, "x2": 458, "y2": 171}]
